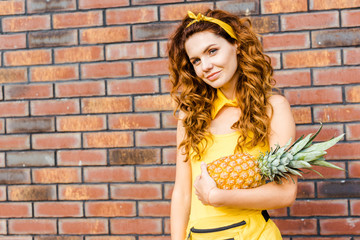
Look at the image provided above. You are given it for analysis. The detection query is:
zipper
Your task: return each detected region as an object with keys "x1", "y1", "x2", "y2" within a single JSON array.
[{"x1": 190, "y1": 220, "x2": 246, "y2": 233}]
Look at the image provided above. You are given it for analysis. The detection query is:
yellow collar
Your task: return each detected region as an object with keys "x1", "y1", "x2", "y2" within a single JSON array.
[{"x1": 211, "y1": 89, "x2": 237, "y2": 119}]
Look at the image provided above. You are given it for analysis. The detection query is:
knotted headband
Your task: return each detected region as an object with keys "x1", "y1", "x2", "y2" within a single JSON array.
[{"x1": 186, "y1": 11, "x2": 238, "y2": 40}]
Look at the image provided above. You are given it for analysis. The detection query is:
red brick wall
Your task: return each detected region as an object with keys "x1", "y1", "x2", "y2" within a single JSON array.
[{"x1": 0, "y1": 0, "x2": 359, "y2": 239}]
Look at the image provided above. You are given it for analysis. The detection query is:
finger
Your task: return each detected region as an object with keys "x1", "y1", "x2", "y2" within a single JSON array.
[{"x1": 200, "y1": 162, "x2": 208, "y2": 176}]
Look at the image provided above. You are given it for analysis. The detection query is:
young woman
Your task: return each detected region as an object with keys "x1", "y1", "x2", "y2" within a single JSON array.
[{"x1": 168, "y1": 10, "x2": 297, "y2": 240}]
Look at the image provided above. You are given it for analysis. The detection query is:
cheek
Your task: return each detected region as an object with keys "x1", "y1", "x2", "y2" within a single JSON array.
[{"x1": 194, "y1": 66, "x2": 203, "y2": 78}]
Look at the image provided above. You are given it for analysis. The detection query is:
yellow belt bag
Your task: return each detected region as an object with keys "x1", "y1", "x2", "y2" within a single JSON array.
[{"x1": 187, "y1": 210, "x2": 282, "y2": 240}]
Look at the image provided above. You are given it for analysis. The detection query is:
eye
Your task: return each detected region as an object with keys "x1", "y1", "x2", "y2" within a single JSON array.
[
  {"x1": 191, "y1": 58, "x2": 200, "y2": 66},
  {"x1": 209, "y1": 48, "x2": 218, "y2": 55}
]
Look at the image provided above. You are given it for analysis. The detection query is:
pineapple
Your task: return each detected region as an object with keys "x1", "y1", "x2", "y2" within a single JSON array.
[{"x1": 207, "y1": 125, "x2": 344, "y2": 190}]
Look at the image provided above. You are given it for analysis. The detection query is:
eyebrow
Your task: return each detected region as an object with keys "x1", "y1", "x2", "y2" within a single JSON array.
[{"x1": 188, "y1": 44, "x2": 217, "y2": 61}]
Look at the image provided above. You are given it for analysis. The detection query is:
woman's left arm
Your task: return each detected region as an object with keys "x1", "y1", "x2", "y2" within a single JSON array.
[{"x1": 194, "y1": 95, "x2": 298, "y2": 210}]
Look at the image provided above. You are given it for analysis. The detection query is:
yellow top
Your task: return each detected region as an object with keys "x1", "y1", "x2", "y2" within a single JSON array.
[{"x1": 188, "y1": 131, "x2": 269, "y2": 230}]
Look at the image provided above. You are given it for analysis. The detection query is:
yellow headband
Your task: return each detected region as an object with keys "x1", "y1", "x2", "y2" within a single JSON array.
[{"x1": 186, "y1": 11, "x2": 238, "y2": 40}]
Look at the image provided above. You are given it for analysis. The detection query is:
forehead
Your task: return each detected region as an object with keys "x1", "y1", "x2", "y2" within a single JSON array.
[{"x1": 185, "y1": 31, "x2": 227, "y2": 57}]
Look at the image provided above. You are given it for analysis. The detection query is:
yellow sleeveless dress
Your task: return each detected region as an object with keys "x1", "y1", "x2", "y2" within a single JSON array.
[{"x1": 186, "y1": 131, "x2": 283, "y2": 240}]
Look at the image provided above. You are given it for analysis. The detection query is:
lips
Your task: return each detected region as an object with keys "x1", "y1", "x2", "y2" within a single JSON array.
[{"x1": 206, "y1": 70, "x2": 221, "y2": 81}]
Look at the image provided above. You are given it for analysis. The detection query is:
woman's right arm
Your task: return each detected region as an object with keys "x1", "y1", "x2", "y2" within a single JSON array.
[{"x1": 171, "y1": 113, "x2": 192, "y2": 240}]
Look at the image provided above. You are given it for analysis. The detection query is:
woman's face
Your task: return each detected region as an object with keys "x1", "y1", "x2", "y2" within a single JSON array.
[{"x1": 185, "y1": 31, "x2": 239, "y2": 97}]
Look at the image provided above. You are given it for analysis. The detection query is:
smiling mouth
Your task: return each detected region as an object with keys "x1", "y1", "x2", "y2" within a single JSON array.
[{"x1": 206, "y1": 71, "x2": 221, "y2": 81}]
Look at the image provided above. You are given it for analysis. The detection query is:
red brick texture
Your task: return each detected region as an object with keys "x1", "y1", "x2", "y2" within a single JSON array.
[{"x1": 0, "y1": 0, "x2": 358, "y2": 239}]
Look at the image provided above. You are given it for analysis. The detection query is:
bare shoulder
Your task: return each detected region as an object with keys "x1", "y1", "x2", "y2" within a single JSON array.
[{"x1": 269, "y1": 94, "x2": 290, "y2": 108}]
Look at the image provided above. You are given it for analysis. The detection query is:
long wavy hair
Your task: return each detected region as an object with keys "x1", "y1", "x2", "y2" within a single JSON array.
[{"x1": 168, "y1": 9, "x2": 276, "y2": 162}]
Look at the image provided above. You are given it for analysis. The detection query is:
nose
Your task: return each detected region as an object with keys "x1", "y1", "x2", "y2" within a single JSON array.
[{"x1": 201, "y1": 57, "x2": 213, "y2": 72}]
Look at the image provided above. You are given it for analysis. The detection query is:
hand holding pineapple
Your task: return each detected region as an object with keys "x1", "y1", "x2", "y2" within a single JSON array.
[
  {"x1": 207, "y1": 125, "x2": 344, "y2": 190},
  {"x1": 194, "y1": 162, "x2": 218, "y2": 206}
]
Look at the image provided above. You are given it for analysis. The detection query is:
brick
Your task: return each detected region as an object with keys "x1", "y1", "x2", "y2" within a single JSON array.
[
  {"x1": 281, "y1": 11, "x2": 339, "y2": 31},
  {"x1": 351, "y1": 199, "x2": 360, "y2": 215},
  {"x1": 135, "y1": 94, "x2": 175, "y2": 111},
  {"x1": 344, "y1": 48, "x2": 360, "y2": 65},
  {"x1": 109, "y1": 148, "x2": 161, "y2": 165},
  {"x1": 57, "y1": 115, "x2": 106, "y2": 132},
  {"x1": 35, "y1": 202, "x2": 82, "y2": 217},
  {"x1": 342, "y1": 9, "x2": 360, "y2": 27},
  {"x1": 108, "y1": 78, "x2": 159, "y2": 95},
  {"x1": 0, "y1": 68, "x2": 27, "y2": 84},
  {"x1": 314, "y1": 67, "x2": 360, "y2": 85},
  {"x1": 85, "y1": 201, "x2": 136, "y2": 217},
  {"x1": 313, "y1": 28, "x2": 360, "y2": 48},
  {"x1": 111, "y1": 184, "x2": 162, "y2": 200},
  {"x1": 346, "y1": 123, "x2": 360, "y2": 140},
  {"x1": 57, "y1": 150, "x2": 107, "y2": 166},
  {"x1": 0, "y1": 0, "x2": 24, "y2": 15},
  {"x1": 297, "y1": 181, "x2": 315, "y2": 198},
  {"x1": 9, "y1": 219, "x2": 56, "y2": 234},
  {"x1": 139, "y1": 201, "x2": 170, "y2": 217},
  {"x1": 261, "y1": 0, "x2": 307, "y2": 14},
  {"x1": 56, "y1": 81, "x2": 105, "y2": 97},
  {"x1": 320, "y1": 218, "x2": 360, "y2": 235},
  {"x1": 31, "y1": 99, "x2": 79, "y2": 116},
  {"x1": 55, "y1": 46, "x2": 104, "y2": 64},
  {"x1": 106, "y1": 7, "x2": 157, "y2": 25},
  {"x1": 283, "y1": 49, "x2": 340, "y2": 69},
  {"x1": 160, "y1": 3, "x2": 213, "y2": 21},
  {"x1": 273, "y1": 219, "x2": 317, "y2": 235},
  {"x1": 159, "y1": 41, "x2": 168, "y2": 58},
  {"x1": 0, "y1": 237, "x2": 32, "y2": 240},
  {"x1": 80, "y1": 27, "x2": 130, "y2": 44},
  {"x1": 136, "y1": 130, "x2": 176, "y2": 147},
  {"x1": 136, "y1": 166, "x2": 176, "y2": 182},
  {"x1": 326, "y1": 142, "x2": 360, "y2": 160},
  {"x1": 346, "y1": 85, "x2": 360, "y2": 103},
  {"x1": 310, "y1": 0, "x2": 360, "y2": 10},
  {"x1": 36, "y1": 237, "x2": 83, "y2": 240},
  {"x1": 31, "y1": 65, "x2": 79, "y2": 82},
  {"x1": 0, "y1": 120, "x2": 3, "y2": 134},
  {"x1": 162, "y1": 147, "x2": 176, "y2": 164},
  {"x1": 7, "y1": 117, "x2": 55, "y2": 133},
  {"x1": 0, "y1": 203, "x2": 32, "y2": 218},
  {"x1": 0, "y1": 186, "x2": 5, "y2": 200},
  {"x1": 8, "y1": 185, "x2": 56, "y2": 201},
  {"x1": 5, "y1": 83, "x2": 53, "y2": 100},
  {"x1": 290, "y1": 199, "x2": 348, "y2": 216},
  {"x1": 0, "y1": 169, "x2": 30, "y2": 184},
  {"x1": 81, "y1": 62, "x2": 131, "y2": 79},
  {"x1": 86, "y1": 237, "x2": 135, "y2": 240},
  {"x1": 349, "y1": 161, "x2": 360, "y2": 178},
  {"x1": 27, "y1": 0, "x2": 76, "y2": 13},
  {"x1": 133, "y1": 22, "x2": 178, "y2": 41},
  {"x1": 162, "y1": 112, "x2": 177, "y2": 128},
  {"x1": 82, "y1": 97, "x2": 131, "y2": 114},
  {"x1": 2, "y1": 15, "x2": 50, "y2": 32},
  {"x1": 59, "y1": 184, "x2": 108, "y2": 200},
  {"x1": 133, "y1": 0, "x2": 181, "y2": 4},
  {"x1": 29, "y1": 30, "x2": 77, "y2": 48},
  {"x1": 314, "y1": 104, "x2": 360, "y2": 123},
  {"x1": 0, "y1": 34, "x2": 26, "y2": 50},
  {"x1": 295, "y1": 124, "x2": 344, "y2": 142},
  {"x1": 284, "y1": 87, "x2": 342, "y2": 105},
  {"x1": 111, "y1": 218, "x2": 162, "y2": 234},
  {"x1": 134, "y1": 59, "x2": 169, "y2": 76},
  {"x1": 106, "y1": 42, "x2": 157, "y2": 60},
  {"x1": 250, "y1": 15, "x2": 279, "y2": 33},
  {"x1": 7, "y1": 151, "x2": 55, "y2": 167},
  {"x1": 216, "y1": 0, "x2": 259, "y2": 15},
  {"x1": 33, "y1": 168, "x2": 81, "y2": 183},
  {"x1": 0, "y1": 135, "x2": 29, "y2": 151},
  {"x1": 109, "y1": 113, "x2": 160, "y2": 130},
  {"x1": 263, "y1": 32, "x2": 310, "y2": 51},
  {"x1": 318, "y1": 180, "x2": 360, "y2": 198},
  {"x1": 84, "y1": 131, "x2": 133, "y2": 148},
  {"x1": 84, "y1": 166, "x2": 134, "y2": 183},
  {"x1": 79, "y1": 0, "x2": 129, "y2": 9},
  {"x1": 53, "y1": 11, "x2": 102, "y2": 29},
  {"x1": 60, "y1": 219, "x2": 108, "y2": 235},
  {"x1": 139, "y1": 237, "x2": 170, "y2": 240},
  {"x1": 0, "y1": 220, "x2": 5, "y2": 234},
  {"x1": 0, "y1": 101, "x2": 28, "y2": 117},
  {"x1": 164, "y1": 183, "x2": 174, "y2": 199},
  {"x1": 273, "y1": 69, "x2": 311, "y2": 88},
  {"x1": 32, "y1": 133, "x2": 81, "y2": 149}
]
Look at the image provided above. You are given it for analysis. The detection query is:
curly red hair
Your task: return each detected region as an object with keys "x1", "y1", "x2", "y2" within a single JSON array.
[{"x1": 168, "y1": 9, "x2": 276, "y2": 161}]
